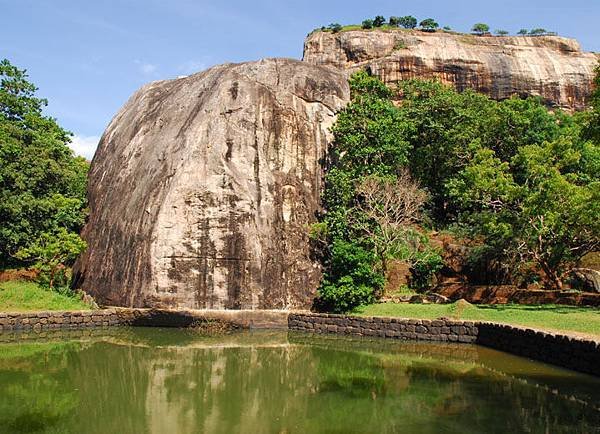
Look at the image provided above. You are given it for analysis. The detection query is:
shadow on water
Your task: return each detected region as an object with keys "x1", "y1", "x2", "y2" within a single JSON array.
[{"x1": 0, "y1": 328, "x2": 598, "y2": 434}]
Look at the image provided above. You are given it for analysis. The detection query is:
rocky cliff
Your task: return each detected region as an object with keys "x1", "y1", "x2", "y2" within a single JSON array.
[
  {"x1": 73, "y1": 59, "x2": 349, "y2": 309},
  {"x1": 304, "y1": 30, "x2": 599, "y2": 111}
]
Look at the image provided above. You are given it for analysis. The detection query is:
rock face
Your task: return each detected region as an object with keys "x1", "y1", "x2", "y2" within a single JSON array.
[
  {"x1": 73, "y1": 59, "x2": 349, "y2": 309},
  {"x1": 304, "y1": 30, "x2": 599, "y2": 111}
]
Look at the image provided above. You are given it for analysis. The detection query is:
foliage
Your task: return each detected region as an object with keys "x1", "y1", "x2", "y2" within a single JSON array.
[
  {"x1": 471, "y1": 23, "x2": 490, "y2": 35},
  {"x1": 582, "y1": 62, "x2": 600, "y2": 142},
  {"x1": 495, "y1": 29, "x2": 509, "y2": 36},
  {"x1": 443, "y1": 26, "x2": 452, "y2": 31},
  {"x1": 0, "y1": 59, "x2": 88, "y2": 274},
  {"x1": 419, "y1": 18, "x2": 439, "y2": 31},
  {"x1": 317, "y1": 241, "x2": 384, "y2": 313},
  {"x1": 328, "y1": 23, "x2": 342, "y2": 33},
  {"x1": 373, "y1": 16, "x2": 386, "y2": 27},
  {"x1": 398, "y1": 16, "x2": 418, "y2": 29},
  {"x1": 388, "y1": 16, "x2": 400, "y2": 27},
  {"x1": 517, "y1": 29, "x2": 528, "y2": 35},
  {"x1": 361, "y1": 19, "x2": 374, "y2": 30},
  {"x1": 529, "y1": 28, "x2": 548, "y2": 36},
  {"x1": 15, "y1": 228, "x2": 87, "y2": 290}
]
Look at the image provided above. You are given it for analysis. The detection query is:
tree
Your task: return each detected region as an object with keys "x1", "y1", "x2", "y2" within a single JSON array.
[
  {"x1": 495, "y1": 29, "x2": 509, "y2": 36},
  {"x1": 443, "y1": 26, "x2": 452, "y2": 31},
  {"x1": 0, "y1": 59, "x2": 88, "y2": 270},
  {"x1": 328, "y1": 23, "x2": 342, "y2": 33},
  {"x1": 472, "y1": 23, "x2": 490, "y2": 35},
  {"x1": 529, "y1": 28, "x2": 547, "y2": 36},
  {"x1": 419, "y1": 18, "x2": 439, "y2": 32},
  {"x1": 389, "y1": 16, "x2": 400, "y2": 27},
  {"x1": 517, "y1": 29, "x2": 528, "y2": 35},
  {"x1": 399, "y1": 16, "x2": 418, "y2": 29},
  {"x1": 362, "y1": 19, "x2": 374, "y2": 29},
  {"x1": 354, "y1": 172, "x2": 427, "y2": 274},
  {"x1": 373, "y1": 16, "x2": 386, "y2": 27},
  {"x1": 582, "y1": 62, "x2": 600, "y2": 141},
  {"x1": 15, "y1": 228, "x2": 86, "y2": 289}
]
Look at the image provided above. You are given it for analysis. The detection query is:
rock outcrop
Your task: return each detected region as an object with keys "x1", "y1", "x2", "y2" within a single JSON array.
[
  {"x1": 73, "y1": 59, "x2": 349, "y2": 309},
  {"x1": 304, "y1": 30, "x2": 599, "y2": 111}
]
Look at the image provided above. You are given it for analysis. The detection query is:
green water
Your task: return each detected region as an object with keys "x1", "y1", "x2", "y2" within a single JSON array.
[{"x1": 0, "y1": 329, "x2": 599, "y2": 434}]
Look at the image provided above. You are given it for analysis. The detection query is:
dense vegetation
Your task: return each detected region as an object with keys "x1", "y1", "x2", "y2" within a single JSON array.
[
  {"x1": 315, "y1": 70, "x2": 600, "y2": 312},
  {"x1": 0, "y1": 59, "x2": 88, "y2": 290}
]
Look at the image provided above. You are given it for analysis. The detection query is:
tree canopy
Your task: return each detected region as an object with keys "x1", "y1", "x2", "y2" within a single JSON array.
[{"x1": 0, "y1": 59, "x2": 88, "y2": 282}]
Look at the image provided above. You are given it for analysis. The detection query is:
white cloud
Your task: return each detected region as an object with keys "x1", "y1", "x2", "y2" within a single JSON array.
[
  {"x1": 134, "y1": 59, "x2": 158, "y2": 76},
  {"x1": 69, "y1": 135, "x2": 100, "y2": 160},
  {"x1": 177, "y1": 60, "x2": 208, "y2": 75},
  {"x1": 140, "y1": 63, "x2": 157, "y2": 74}
]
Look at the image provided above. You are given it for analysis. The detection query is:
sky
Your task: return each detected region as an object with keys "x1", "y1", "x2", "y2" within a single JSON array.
[{"x1": 2, "y1": 0, "x2": 599, "y2": 159}]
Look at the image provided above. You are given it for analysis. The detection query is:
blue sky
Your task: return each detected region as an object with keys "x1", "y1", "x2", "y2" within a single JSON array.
[{"x1": 2, "y1": 0, "x2": 599, "y2": 158}]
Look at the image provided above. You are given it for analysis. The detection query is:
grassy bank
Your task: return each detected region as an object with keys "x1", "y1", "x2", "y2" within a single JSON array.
[
  {"x1": 354, "y1": 302, "x2": 600, "y2": 338},
  {"x1": 0, "y1": 280, "x2": 92, "y2": 312}
]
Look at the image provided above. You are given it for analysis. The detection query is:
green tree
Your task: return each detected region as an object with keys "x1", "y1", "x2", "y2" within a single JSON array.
[
  {"x1": 399, "y1": 16, "x2": 418, "y2": 29},
  {"x1": 495, "y1": 29, "x2": 509, "y2": 36},
  {"x1": 15, "y1": 228, "x2": 87, "y2": 289},
  {"x1": 388, "y1": 16, "x2": 400, "y2": 27},
  {"x1": 328, "y1": 23, "x2": 343, "y2": 33},
  {"x1": 419, "y1": 18, "x2": 439, "y2": 31},
  {"x1": 517, "y1": 29, "x2": 528, "y2": 35},
  {"x1": 529, "y1": 28, "x2": 547, "y2": 36},
  {"x1": 0, "y1": 59, "x2": 88, "y2": 271},
  {"x1": 472, "y1": 23, "x2": 490, "y2": 35},
  {"x1": 362, "y1": 19, "x2": 374, "y2": 29},
  {"x1": 373, "y1": 16, "x2": 386, "y2": 27},
  {"x1": 582, "y1": 62, "x2": 600, "y2": 142}
]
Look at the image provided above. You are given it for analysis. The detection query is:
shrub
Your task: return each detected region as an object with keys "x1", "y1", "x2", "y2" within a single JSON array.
[
  {"x1": 419, "y1": 18, "x2": 439, "y2": 32},
  {"x1": 328, "y1": 23, "x2": 342, "y2": 33},
  {"x1": 517, "y1": 29, "x2": 528, "y2": 35},
  {"x1": 373, "y1": 16, "x2": 386, "y2": 27},
  {"x1": 472, "y1": 23, "x2": 490, "y2": 35},
  {"x1": 362, "y1": 19, "x2": 374, "y2": 29},
  {"x1": 317, "y1": 241, "x2": 385, "y2": 313},
  {"x1": 389, "y1": 16, "x2": 400, "y2": 27},
  {"x1": 399, "y1": 16, "x2": 418, "y2": 29},
  {"x1": 495, "y1": 29, "x2": 509, "y2": 36}
]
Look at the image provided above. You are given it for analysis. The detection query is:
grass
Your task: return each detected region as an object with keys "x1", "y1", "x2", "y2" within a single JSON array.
[
  {"x1": 0, "y1": 280, "x2": 92, "y2": 312},
  {"x1": 353, "y1": 302, "x2": 600, "y2": 338}
]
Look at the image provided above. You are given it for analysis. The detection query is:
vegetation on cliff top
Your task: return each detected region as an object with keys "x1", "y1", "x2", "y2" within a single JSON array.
[
  {"x1": 316, "y1": 69, "x2": 600, "y2": 312},
  {"x1": 317, "y1": 16, "x2": 555, "y2": 36}
]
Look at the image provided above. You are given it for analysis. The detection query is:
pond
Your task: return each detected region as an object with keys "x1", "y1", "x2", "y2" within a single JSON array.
[{"x1": 0, "y1": 328, "x2": 598, "y2": 434}]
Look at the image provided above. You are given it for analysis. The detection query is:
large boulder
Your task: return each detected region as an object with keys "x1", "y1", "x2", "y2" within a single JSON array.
[
  {"x1": 304, "y1": 30, "x2": 599, "y2": 111},
  {"x1": 73, "y1": 59, "x2": 349, "y2": 309}
]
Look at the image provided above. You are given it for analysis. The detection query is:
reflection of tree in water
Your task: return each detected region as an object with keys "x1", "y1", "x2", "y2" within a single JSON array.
[
  {"x1": 0, "y1": 342, "x2": 82, "y2": 433},
  {"x1": 0, "y1": 330, "x2": 599, "y2": 434}
]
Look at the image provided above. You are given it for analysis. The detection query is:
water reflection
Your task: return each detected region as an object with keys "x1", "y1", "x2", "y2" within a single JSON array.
[{"x1": 0, "y1": 329, "x2": 598, "y2": 434}]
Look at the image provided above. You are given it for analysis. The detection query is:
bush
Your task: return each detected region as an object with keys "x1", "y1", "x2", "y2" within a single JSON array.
[
  {"x1": 399, "y1": 16, "x2": 418, "y2": 29},
  {"x1": 472, "y1": 23, "x2": 490, "y2": 35},
  {"x1": 373, "y1": 16, "x2": 386, "y2": 27},
  {"x1": 317, "y1": 241, "x2": 385, "y2": 313},
  {"x1": 362, "y1": 19, "x2": 374, "y2": 29},
  {"x1": 419, "y1": 18, "x2": 439, "y2": 32},
  {"x1": 328, "y1": 23, "x2": 342, "y2": 33},
  {"x1": 389, "y1": 16, "x2": 400, "y2": 27}
]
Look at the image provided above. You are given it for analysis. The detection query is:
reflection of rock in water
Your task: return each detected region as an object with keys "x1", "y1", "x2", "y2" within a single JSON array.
[{"x1": 1, "y1": 330, "x2": 599, "y2": 433}]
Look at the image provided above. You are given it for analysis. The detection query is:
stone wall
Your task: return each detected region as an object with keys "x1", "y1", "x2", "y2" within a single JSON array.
[
  {"x1": 1, "y1": 309, "x2": 598, "y2": 377},
  {"x1": 288, "y1": 313, "x2": 600, "y2": 377},
  {"x1": 0, "y1": 308, "x2": 289, "y2": 333}
]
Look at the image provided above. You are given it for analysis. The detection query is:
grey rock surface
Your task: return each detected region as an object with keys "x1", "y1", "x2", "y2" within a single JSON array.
[
  {"x1": 73, "y1": 58, "x2": 349, "y2": 309},
  {"x1": 304, "y1": 30, "x2": 599, "y2": 111}
]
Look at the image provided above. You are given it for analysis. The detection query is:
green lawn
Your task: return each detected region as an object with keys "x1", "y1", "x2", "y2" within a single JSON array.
[
  {"x1": 354, "y1": 302, "x2": 600, "y2": 338},
  {"x1": 0, "y1": 280, "x2": 92, "y2": 312}
]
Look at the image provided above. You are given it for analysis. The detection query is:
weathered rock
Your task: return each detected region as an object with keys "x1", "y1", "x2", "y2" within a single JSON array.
[
  {"x1": 304, "y1": 30, "x2": 599, "y2": 111},
  {"x1": 73, "y1": 59, "x2": 349, "y2": 310},
  {"x1": 569, "y1": 268, "x2": 600, "y2": 293}
]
